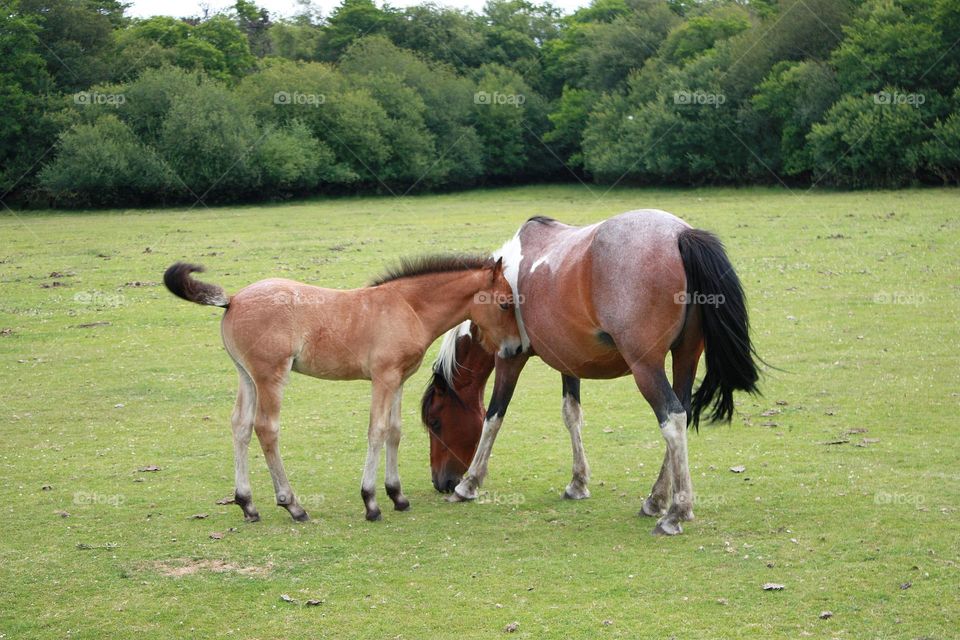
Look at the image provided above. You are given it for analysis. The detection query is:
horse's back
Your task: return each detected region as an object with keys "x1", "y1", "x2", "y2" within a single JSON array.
[{"x1": 590, "y1": 210, "x2": 689, "y2": 360}]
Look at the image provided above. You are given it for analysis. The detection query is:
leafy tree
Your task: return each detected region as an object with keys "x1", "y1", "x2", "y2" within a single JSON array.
[
  {"x1": 543, "y1": 87, "x2": 596, "y2": 169},
  {"x1": 749, "y1": 60, "x2": 841, "y2": 176},
  {"x1": 319, "y1": 0, "x2": 394, "y2": 60},
  {"x1": 0, "y1": 1, "x2": 55, "y2": 195},
  {"x1": 340, "y1": 36, "x2": 484, "y2": 185},
  {"x1": 156, "y1": 80, "x2": 264, "y2": 199},
  {"x1": 38, "y1": 114, "x2": 178, "y2": 205},
  {"x1": 807, "y1": 90, "x2": 928, "y2": 187},
  {"x1": 267, "y1": 22, "x2": 322, "y2": 60},
  {"x1": 16, "y1": 0, "x2": 126, "y2": 91},
  {"x1": 386, "y1": 4, "x2": 489, "y2": 72},
  {"x1": 471, "y1": 63, "x2": 552, "y2": 180},
  {"x1": 234, "y1": 0, "x2": 273, "y2": 57},
  {"x1": 659, "y1": 4, "x2": 751, "y2": 65},
  {"x1": 831, "y1": 0, "x2": 942, "y2": 95}
]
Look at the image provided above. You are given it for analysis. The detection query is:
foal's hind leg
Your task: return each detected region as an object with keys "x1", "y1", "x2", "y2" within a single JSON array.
[
  {"x1": 561, "y1": 375, "x2": 591, "y2": 500},
  {"x1": 632, "y1": 364, "x2": 694, "y2": 536},
  {"x1": 232, "y1": 366, "x2": 260, "y2": 521},
  {"x1": 252, "y1": 361, "x2": 308, "y2": 522},
  {"x1": 383, "y1": 386, "x2": 410, "y2": 512}
]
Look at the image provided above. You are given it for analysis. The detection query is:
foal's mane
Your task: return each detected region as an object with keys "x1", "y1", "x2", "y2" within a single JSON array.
[{"x1": 370, "y1": 254, "x2": 492, "y2": 286}]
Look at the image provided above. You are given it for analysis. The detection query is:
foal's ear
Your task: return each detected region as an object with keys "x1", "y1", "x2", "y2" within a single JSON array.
[{"x1": 490, "y1": 257, "x2": 504, "y2": 281}]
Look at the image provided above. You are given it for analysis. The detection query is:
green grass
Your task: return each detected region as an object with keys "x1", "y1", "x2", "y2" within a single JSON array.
[{"x1": 1, "y1": 185, "x2": 957, "y2": 639}]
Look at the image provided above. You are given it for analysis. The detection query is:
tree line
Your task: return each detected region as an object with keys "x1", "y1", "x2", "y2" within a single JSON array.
[{"x1": 2, "y1": 0, "x2": 958, "y2": 207}]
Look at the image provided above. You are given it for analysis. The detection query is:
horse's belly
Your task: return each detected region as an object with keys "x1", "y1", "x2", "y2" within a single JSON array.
[
  {"x1": 530, "y1": 323, "x2": 629, "y2": 379},
  {"x1": 293, "y1": 341, "x2": 368, "y2": 380}
]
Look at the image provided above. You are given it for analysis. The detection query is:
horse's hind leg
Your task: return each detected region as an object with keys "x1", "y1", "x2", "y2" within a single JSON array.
[
  {"x1": 632, "y1": 363, "x2": 694, "y2": 536},
  {"x1": 252, "y1": 359, "x2": 308, "y2": 522},
  {"x1": 561, "y1": 375, "x2": 591, "y2": 500},
  {"x1": 642, "y1": 332, "x2": 702, "y2": 519},
  {"x1": 232, "y1": 365, "x2": 260, "y2": 522},
  {"x1": 383, "y1": 386, "x2": 410, "y2": 512}
]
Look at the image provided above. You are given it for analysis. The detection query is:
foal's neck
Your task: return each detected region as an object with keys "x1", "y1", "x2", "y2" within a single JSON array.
[{"x1": 389, "y1": 270, "x2": 483, "y2": 342}]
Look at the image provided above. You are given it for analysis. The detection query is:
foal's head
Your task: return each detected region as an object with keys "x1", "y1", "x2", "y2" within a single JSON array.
[{"x1": 470, "y1": 257, "x2": 523, "y2": 359}]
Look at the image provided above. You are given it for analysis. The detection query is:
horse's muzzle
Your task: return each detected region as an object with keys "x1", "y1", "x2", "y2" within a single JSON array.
[{"x1": 432, "y1": 469, "x2": 462, "y2": 494}]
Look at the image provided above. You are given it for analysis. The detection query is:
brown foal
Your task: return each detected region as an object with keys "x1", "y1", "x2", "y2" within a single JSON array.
[{"x1": 164, "y1": 256, "x2": 522, "y2": 522}]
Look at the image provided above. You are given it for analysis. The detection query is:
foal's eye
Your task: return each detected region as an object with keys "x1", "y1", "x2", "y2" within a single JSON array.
[{"x1": 499, "y1": 302, "x2": 510, "y2": 310}]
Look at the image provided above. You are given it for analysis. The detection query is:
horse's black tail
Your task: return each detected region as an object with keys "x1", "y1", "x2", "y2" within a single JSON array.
[
  {"x1": 678, "y1": 228, "x2": 760, "y2": 428},
  {"x1": 163, "y1": 262, "x2": 230, "y2": 308}
]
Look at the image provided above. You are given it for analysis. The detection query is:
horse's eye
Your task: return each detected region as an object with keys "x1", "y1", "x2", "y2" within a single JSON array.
[
  {"x1": 429, "y1": 419, "x2": 441, "y2": 434},
  {"x1": 499, "y1": 302, "x2": 510, "y2": 310}
]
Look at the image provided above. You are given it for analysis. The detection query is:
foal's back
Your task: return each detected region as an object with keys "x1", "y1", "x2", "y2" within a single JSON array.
[{"x1": 221, "y1": 278, "x2": 393, "y2": 382}]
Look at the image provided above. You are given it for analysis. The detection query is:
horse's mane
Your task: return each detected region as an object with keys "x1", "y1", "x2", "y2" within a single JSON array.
[
  {"x1": 370, "y1": 254, "x2": 491, "y2": 286},
  {"x1": 526, "y1": 215, "x2": 557, "y2": 225},
  {"x1": 421, "y1": 321, "x2": 472, "y2": 429}
]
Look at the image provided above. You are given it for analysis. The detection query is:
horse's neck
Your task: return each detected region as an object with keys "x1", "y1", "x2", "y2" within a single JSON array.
[{"x1": 390, "y1": 271, "x2": 480, "y2": 341}]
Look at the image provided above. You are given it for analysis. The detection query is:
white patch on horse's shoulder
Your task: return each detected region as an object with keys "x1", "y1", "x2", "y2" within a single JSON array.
[
  {"x1": 529, "y1": 255, "x2": 550, "y2": 274},
  {"x1": 492, "y1": 231, "x2": 530, "y2": 351}
]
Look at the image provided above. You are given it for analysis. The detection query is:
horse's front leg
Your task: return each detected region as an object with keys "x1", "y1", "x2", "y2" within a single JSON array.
[
  {"x1": 383, "y1": 385, "x2": 410, "y2": 512},
  {"x1": 561, "y1": 374, "x2": 591, "y2": 500},
  {"x1": 361, "y1": 375, "x2": 401, "y2": 521},
  {"x1": 450, "y1": 353, "x2": 529, "y2": 501}
]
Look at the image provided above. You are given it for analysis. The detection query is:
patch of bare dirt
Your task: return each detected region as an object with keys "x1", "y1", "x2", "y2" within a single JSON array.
[{"x1": 152, "y1": 558, "x2": 272, "y2": 578}]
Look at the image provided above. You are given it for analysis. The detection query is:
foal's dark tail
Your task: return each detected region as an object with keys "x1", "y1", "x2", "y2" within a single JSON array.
[
  {"x1": 163, "y1": 262, "x2": 230, "y2": 308},
  {"x1": 678, "y1": 229, "x2": 760, "y2": 428}
]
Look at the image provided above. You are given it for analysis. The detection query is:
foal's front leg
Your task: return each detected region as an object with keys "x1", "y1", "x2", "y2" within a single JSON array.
[
  {"x1": 383, "y1": 386, "x2": 410, "y2": 512},
  {"x1": 361, "y1": 376, "x2": 401, "y2": 521}
]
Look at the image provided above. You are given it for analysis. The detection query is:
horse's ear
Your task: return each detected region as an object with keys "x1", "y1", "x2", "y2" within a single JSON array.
[{"x1": 491, "y1": 257, "x2": 504, "y2": 281}]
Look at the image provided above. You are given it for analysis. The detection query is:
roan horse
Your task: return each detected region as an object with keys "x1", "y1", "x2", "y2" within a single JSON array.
[
  {"x1": 164, "y1": 256, "x2": 522, "y2": 522},
  {"x1": 421, "y1": 210, "x2": 761, "y2": 535}
]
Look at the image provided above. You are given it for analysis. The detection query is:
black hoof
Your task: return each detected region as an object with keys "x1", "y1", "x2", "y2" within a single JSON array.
[
  {"x1": 394, "y1": 498, "x2": 411, "y2": 512},
  {"x1": 291, "y1": 509, "x2": 309, "y2": 522},
  {"x1": 365, "y1": 509, "x2": 382, "y2": 522},
  {"x1": 244, "y1": 512, "x2": 261, "y2": 523}
]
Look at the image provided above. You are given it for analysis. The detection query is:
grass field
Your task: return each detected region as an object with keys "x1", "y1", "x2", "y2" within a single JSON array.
[{"x1": 1, "y1": 185, "x2": 958, "y2": 639}]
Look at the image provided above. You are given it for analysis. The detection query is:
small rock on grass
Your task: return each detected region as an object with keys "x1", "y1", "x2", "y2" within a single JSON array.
[
  {"x1": 305, "y1": 599, "x2": 323, "y2": 606},
  {"x1": 730, "y1": 465, "x2": 746, "y2": 473},
  {"x1": 191, "y1": 513, "x2": 209, "y2": 520},
  {"x1": 54, "y1": 510, "x2": 70, "y2": 518},
  {"x1": 762, "y1": 583, "x2": 785, "y2": 591},
  {"x1": 504, "y1": 622, "x2": 519, "y2": 633},
  {"x1": 819, "y1": 611, "x2": 833, "y2": 619},
  {"x1": 209, "y1": 532, "x2": 224, "y2": 540},
  {"x1": 138, "y1": 465, "x2": 161, "y2": 472},
  {"x1": 216, "y1": 496, "x2": 236, "y2": 505},
  {"x1": 280, "y1": 594, "x2": 295, "y2": 603}
]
